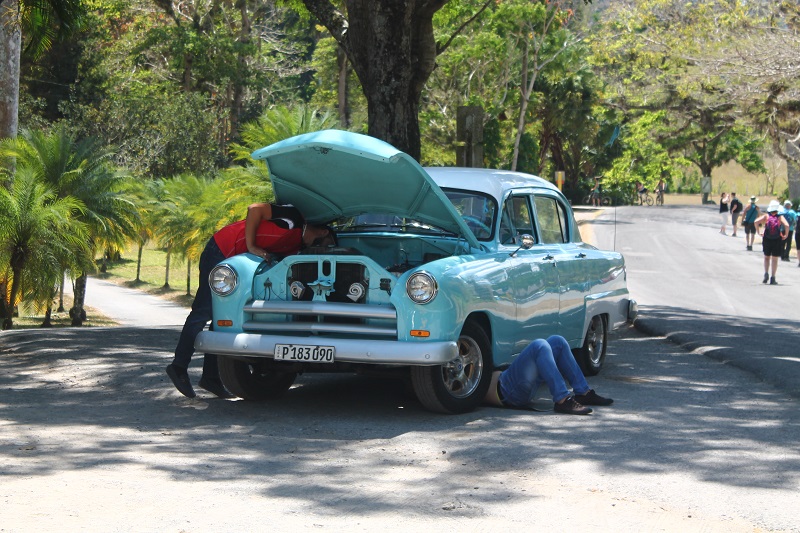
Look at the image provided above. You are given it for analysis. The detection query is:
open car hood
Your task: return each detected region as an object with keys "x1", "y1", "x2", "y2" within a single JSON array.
[{"x1": 251, "y1": 130, "x2": 480, "y2": 249}]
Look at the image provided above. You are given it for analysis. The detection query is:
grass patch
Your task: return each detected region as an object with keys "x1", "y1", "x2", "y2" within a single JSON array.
[
  {"x1": 12, "y1": 295, "x2": 117, "y2": 329},
  {"x1": 98, "y1": 243, "x2": 196, "y2": 308}
]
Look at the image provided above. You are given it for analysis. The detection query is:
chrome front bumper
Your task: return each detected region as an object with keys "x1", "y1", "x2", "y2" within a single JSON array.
[{"x1": 194, "y1": 331, "x2": 458, "y2": 366}]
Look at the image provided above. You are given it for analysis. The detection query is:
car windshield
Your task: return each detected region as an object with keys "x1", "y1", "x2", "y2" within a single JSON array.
[
  {"x1": 330, "y1": 214, "x2": 455, "y2": 236},
  {"x1": 443, "y1": 189, "x2": 497, "y2": 241}
]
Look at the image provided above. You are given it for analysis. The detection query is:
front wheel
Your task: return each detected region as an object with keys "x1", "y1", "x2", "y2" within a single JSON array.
[
  {"x1": 218, "y1": 356, "x2": 297, "y2": 400},
  {"x1": 645, "y1": 195, "x2": 654, "y2": 206},
  {"x1": 572, "y1": 315, "x2": 607, "y2": 376},
  {"x1": 410, "y1": 320, "x2": 492, "y2": 414}
]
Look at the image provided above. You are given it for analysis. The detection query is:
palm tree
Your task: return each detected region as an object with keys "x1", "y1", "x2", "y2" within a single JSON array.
[
  {"x1": 0, "y1": 166, "x2": 87, "y2": 329},
  {"x1": 0, "y1": 127, "x2": 139, "y2": 325},
  {"x1": 157, "y1": 174, "x2": 223, "y2": 292},
  {"x1": 228, "y1": 104, "x2": 338, "y2": 163}
]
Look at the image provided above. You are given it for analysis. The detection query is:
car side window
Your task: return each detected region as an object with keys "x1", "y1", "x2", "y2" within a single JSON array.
[
  {"x1": 500, "y1": 195, "x2": 536, "y2": 244},
  {"x1": 533, "y1": 196, "x2": 568, "y2": 244}
]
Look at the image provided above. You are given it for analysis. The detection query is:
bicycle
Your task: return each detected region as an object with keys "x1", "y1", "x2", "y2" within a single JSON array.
[
  {"x1": 655, "y1": 189, "x2": 664, "y2": 206},
  {"x1": 637, "y1": 190, "x2": 654, "y2": 206}
]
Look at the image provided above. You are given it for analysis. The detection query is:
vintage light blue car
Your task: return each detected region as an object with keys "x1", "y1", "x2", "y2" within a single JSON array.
[{"x1": 195, "y1": 130, "x2": 636, "y2": 413}]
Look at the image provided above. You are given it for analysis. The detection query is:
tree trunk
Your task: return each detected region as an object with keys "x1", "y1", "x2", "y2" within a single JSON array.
[
  {"x1": 0, "y1": 278, "x2": 10, "y2": 328},
  {"x1": 41, "y1": 305, "x2": 53, "y2": 327},
  {"x1": 2, "y1": 266, "x2": 23, "y2": 329},
  {"x1": 337, "y1": 46, "x2": 350, "y2": 128},
  {"x1": 0, "y1": 0, "x2": 21, "y2": 140},
  {"x1": 136, "y1": 243, "x2": 143, "y2": 282},
  {"x1": 70, "y1": 272, "x2": 87, "y2": 326},
  {"x1": 186, "y1": 259, "x2": 192, "y2": 295},
  {"x1": 303, "y1": 0, "x2": 447, "y2": 161},
  {"x1": 57, "y1": 270, "x2": 65, "y2": 312},
  {"x1": 163, "y1": 248, "x2": 171, "y2": 289}
]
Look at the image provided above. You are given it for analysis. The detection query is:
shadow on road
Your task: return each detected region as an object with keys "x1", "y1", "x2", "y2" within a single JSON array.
[
  {"x1": 1, "y1": 325, "x2": 798, "y2": 521},
  {"x1": 635, "y1": 305, "x2": 800, "y2": 399}
]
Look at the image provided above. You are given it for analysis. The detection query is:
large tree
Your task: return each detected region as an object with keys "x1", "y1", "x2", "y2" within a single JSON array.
[{"x1": 299, "y1": 0, "x2": 494, "y2": 161}]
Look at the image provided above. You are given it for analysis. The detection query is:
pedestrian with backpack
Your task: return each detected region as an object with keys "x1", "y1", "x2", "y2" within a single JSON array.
[
  {"x1": 780, "y1": 200, "x2": 796, "y2": 261},
  {"x1": 729, "y1": 192, "x2": 743, "y2": 236},
  {"x1": 742, "y1": 196, "x2": 760, "y2": 251},
  {"x1": 755, "y1": 200, "x2": 789, "y2": 285}
]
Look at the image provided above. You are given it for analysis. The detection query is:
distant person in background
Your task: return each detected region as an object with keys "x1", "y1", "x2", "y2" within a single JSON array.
[
  {"x1": 742, "y1": 196, "x2": 760, "y2": 251},
  {"x1": 718, "y1": 192, "x2": 730, "y2": 235},
  {"x1": 755, "y1": 200, "x2": 789, "y2": 285},
  {"x1": 590, "y1": 176, "x2": 602, "y2": 207},
  {"x1": 780, "y1": 200, "x2": 796, "y2": 262},
  {"x1": 655, "y1": 179, "x2": 666, "y2": 205},
  {"x1": 636, "y1": 181, "x2": 647, "y2": 205},
  {"x1": 729, "y1": 192, "x2": 743, "y2": 237}
]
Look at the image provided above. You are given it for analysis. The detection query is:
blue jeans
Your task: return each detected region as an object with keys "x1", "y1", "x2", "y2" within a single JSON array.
[
  {"x1": 172, "y1": 238, "x2": 226, "y2": 376},
  {"x1": 499, "y1": 335, "x2": 590, "y2": 406}
]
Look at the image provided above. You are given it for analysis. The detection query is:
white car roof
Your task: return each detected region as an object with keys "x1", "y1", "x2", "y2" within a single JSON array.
[{"x1": 424, "y1": 167, "x2": 560, "y2": 201}]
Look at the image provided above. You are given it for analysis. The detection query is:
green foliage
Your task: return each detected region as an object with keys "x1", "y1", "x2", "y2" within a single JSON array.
[
  {"x1": 603, "y1": 111, "x2": 693, "y2": 196},
  {"x1": 229, "y1": 104, "x2": 338, "y2": 163},
  {"x1": 0, "y1": 166, "x2": 89, "y2": 328}
]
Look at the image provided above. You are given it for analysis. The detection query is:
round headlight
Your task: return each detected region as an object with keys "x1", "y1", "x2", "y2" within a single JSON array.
[
  {"x1": 209, "y1": 265, "x2": 238, "y2": 296},
  {"x1": 406, "y1": 272, "x2": 437, "y2": 304}
]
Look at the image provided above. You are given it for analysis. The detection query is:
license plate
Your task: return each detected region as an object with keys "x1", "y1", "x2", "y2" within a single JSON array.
[{"x1": 274, "y1": 344, "x2": 335, "y2": 363}]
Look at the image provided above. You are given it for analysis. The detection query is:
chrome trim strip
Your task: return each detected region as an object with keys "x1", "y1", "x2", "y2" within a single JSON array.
[
  {"x1": 242, "y1": 321, "x2": 396, "y2": 336},
  {"x1": 244, "y1": 300, "x2": 396, "y2": 320},
  {"x1": 195, "y1": 331, "x2": 458, "y2": 365}
]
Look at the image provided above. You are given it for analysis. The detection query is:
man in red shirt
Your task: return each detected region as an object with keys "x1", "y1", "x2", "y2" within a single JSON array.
[{"x1": 166, "y1": 203, "x2": 335, "y2": 398}]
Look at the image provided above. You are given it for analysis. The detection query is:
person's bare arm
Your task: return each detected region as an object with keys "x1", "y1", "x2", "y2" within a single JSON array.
[{"x1": 245, "y1": 203, "x2": 273, "y2": 258}]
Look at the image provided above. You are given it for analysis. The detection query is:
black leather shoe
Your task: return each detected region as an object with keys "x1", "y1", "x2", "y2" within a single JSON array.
[
  {"x1": 166, "y1": 364, "x2": 196, "y2": 398},
  {"x1": 199, "y1": 376, "x2": 235, "y2": 399},
  {"x1": 575, "y1": 389, "x2": 614, "y2": 406}
]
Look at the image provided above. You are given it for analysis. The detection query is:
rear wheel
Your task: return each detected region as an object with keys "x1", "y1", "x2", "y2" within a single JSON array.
[
  {"x1": 410, "y1": 320, "x2": 492, "y2": 414},
  {"x1": 218, "y1": 356, "x2": 297, "y2": 400},
  {"x1": 572, "y1": 315, "x2": 607, "y2": 376}
]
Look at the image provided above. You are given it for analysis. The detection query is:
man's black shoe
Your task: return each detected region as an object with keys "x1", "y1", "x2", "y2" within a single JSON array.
[
  {"x1": 166, "y1": 364, "x2": 196, "y2": 398},
  {"x1": 575, "y1": 389, "x2": 614, "y2": 406},
  {"x1": 554, "y1": 396, "x2": 592, "y2": 415},
  {"x1": 199, "y1": 376, "x2": 235, "y2": 399}
]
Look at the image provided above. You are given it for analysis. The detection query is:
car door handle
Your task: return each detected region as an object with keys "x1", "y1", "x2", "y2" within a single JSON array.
[{"x1": 576, "y1": 252, "x2": 586, "y2": 258}]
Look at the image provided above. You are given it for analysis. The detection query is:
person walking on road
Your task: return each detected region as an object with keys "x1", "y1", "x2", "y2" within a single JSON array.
[
  {"x1": 483, "y1": 335, "x2": 613, "y2": 415},
  {"x1": 729, "y1": 192, "x2": 743, "y2": 236},
  {"x1": 780, "y1": 200, "x2": 796, "y2": 262},
  {"x1": 166, "y1": 203, "x2": 335, "y2": 399},
  {"x1": 742, "y1": 196, "x2": 760, "y2": 251},
  {"x1": 718, "y1": 192, "x2": 730, "y2": 235},
  {"x1": 590, "y1": 177, "x2": 601, "y2": 207},
  {"x1": 755, "y1": 200, "x2": 789, "y2": 285}
]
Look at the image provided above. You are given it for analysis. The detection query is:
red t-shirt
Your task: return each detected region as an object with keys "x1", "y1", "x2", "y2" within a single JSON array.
[{"x1": 213, "y1": 204, "x2": 305, "y2": 258}]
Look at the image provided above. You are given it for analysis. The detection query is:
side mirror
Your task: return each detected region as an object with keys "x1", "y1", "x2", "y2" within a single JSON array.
[{"x1": 510, "y1": 234, "x2": 535, "y2": 257}]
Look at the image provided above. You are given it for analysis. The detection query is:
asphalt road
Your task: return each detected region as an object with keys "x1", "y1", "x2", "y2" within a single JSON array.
[
  {"x1": 1, "y1": 203, "x2": 799, "y2": 532},
  {"x1": 579, "y1": 203, "x2": 800, "y2": 399}
]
